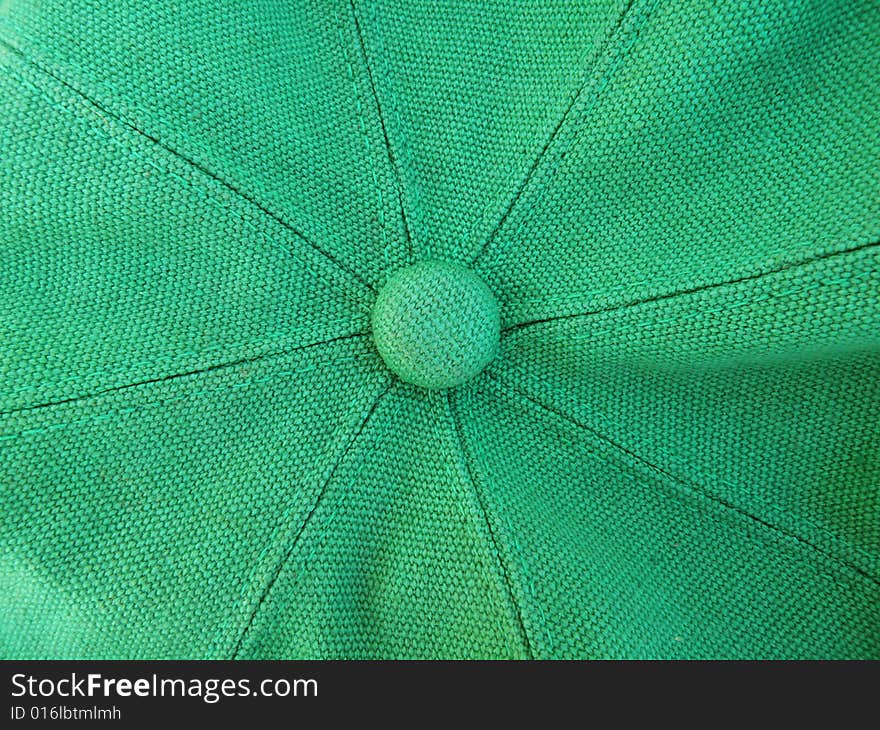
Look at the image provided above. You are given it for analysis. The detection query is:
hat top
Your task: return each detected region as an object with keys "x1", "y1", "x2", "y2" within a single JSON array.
[{"x1": 371, "y1": 260, "x2": 500, "y2": 390}]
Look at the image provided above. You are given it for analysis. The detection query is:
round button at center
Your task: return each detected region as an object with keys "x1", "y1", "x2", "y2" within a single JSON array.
[{"x1": 371, "y1": 260, "x2": 501, "y2": 390}]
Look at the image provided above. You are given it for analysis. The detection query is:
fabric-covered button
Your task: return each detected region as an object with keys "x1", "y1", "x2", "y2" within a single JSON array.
[{"x1": 371, "y1": 260, "x2": 501, "y2": 389}]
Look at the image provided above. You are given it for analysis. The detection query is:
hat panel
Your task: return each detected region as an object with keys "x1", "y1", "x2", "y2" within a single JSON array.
[
  {"x1": 0, "y1": 56, "x2": 369, "y2": 413},
  {"x1": 456, "y1": 379, "x2": 880, "y2": 658},
  {"x1": 498, "y1": 244, "x2": 880, "y2": 575},
  {"x1": 0, "y1": 0, "x2": 408, "y2": 283},
  {"x1": 234, "y1": 385, "x2": 527, "y2": 659},
  {"x1": 1, "y1": 338, "x2": 388, "y2": 658},
  {"x1": 350, "y1": 0, "x2": 628, "y2": 262},
  {"x1": 477, "y1": 0, "x2": 880, "y2": 327}
]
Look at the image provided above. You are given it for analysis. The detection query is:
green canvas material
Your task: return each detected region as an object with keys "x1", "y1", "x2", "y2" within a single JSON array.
[{"x1": 1, "y1": 0, "x2": 878, "y2": 659}]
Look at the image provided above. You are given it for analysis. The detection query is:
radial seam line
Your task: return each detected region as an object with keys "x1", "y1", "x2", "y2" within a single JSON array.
[
  {"x1": 447, "y1": 391, "x2": 536, "y2": 659},
  {"x1": 0, "y1": 35, "x2": 376, "y2": 293},
  {"x1": 229, "y1": 382, "x2": 394, "y2": 658}
]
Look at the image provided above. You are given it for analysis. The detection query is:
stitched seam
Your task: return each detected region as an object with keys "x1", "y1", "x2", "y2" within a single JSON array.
[
  {"x1": 444, "y1": 392, "x2": 534, "y2": 659},
  {"x1": 3, "y1": 321, "x2": 364, "y2": 399},
  {"x1": 561, "y1": 269, "x2": 877, "y2": 345},
  {"x1": 345, "y1": 1, "x2": 415, "y2": 263},
  {"x1": 334, "y1": 7, "x2": 390, "y2": 267},
  {"x1": 0, "y1": 16, "x2": 295, "y2": 207},
  {"x1": 471, "y1": 0, "x2": 657, "y2": 268},
  {"x1": 496, "y1": 360, "x2": 876, "y2": 565},
  {"x1": 443, "y1": 422, "x2": 520, "y2": 658},
  {"x1": 226, "y1": 383, "x2": 394, "y2": 659},
  {"x1": 362, "y1": 0, "x2": 425, "y2": 260},
  {"x1": 233, "y1": 383, "x2": 401, "y2": 658},
  {"x1": 0, "y1": 346, "x2": 373, "y2": 444},
  {"x1": 503, "y1": 238, "x2": 880, "y2": 316},
  {"x1": 459, "y1": 0, "x2": 636, "y2": 263},
  {"x1": 0, "y1": 333, "x2": 368, "y2": 417},
  {"x1": 503, "y1": 239, "x2": 880, "y2": 333},
  {"x1": 0, "y1": 16, "x2": 302, "y2": 210},
  {"x1": 487, "y1": 369, "x2": 880, "y2": 586},
  {"x1": 0, "y1": 34, "x2": 375, "y2": 297},
  {"x1": 0, "y1": 19, "x2": 376, "y2": 293},
  {"x1": 496, "y1": 377, "x2": 880, "y2": 617},
  {"x1": 492, "y1": 356, "x2": 880, "y2": 572}
]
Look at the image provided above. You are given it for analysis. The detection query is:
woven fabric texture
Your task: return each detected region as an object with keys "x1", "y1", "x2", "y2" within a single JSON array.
[
  {"x1": 371, "y1": 261, "x2": 500, "y2": 389},
  {"x1": 1, "y1": 1, "x2": 878, "y2": 659}
]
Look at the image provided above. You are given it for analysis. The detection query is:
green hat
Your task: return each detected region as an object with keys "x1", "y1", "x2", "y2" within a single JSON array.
[{"x1": 2, "y1": 1, "x2": 878, "y2": 659}]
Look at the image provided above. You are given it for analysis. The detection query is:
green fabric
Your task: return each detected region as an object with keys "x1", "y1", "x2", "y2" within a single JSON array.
[
  {"x1": 372, "y1": 261, "x2": 500, "y2": 389},
  {"x1": 1, "y1": 0, "x2": 878, "y2": 659}
]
